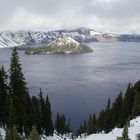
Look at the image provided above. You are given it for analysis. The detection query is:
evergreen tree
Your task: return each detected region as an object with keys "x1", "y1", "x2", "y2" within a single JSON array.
[
  {"x1": 9, "y1": 48, "x2": 29, "y2": 134},
  {"x1": 31, "y1": 96, "x2": 41, "y2": 134},
  {"x1": 55, "y1": 113, "x2": 60, "y2": 133},
  {"x1": 132, "y1": 90, "x2": 140, "y2": 117},
  {"x1": 120, "y1": 83, "x2": 135, "y2": 127},
  {"x1": 111, "y1": 92, "x2": 123, "y2": 127},
  {"x1": 55, "y1": 113, "x2": 71, "y2": 134},
  {"x1": 28, "y1": 127, "x2": 41, "y2": 140},
  {"x1": 11, "y1": 126, "x2": 23, "y2": 140},
  {"x1": 44, "y1": 95, "x2": 54, "y2": 136},
  {"x1": 121, "y1": 122, "x2": 130, "y2": 140},
  {"x1": 5, "y1": 129, "x2": 11, "y2": 140},
  {"x1": 0, "y1": 66, "x2": 8, "y2": 126},
  {"x1": 104, "y1": 98, "x2": 113, "y2": 133},
  {"x1": 97, "y1": 110, "x2": 105, "y2": 132},
  {"x1": 5, "y1": 126, "x2": 23, "y2": 140},
  {"x1": 38, "y1": 88, "x2": 45, "y2": 133},
  {"x1": 83, "y1": 120, "x2": 87, "y2": 134},
  {"x1": 61, "y1": 114, "x2": 66, "y2": 134},
  {"x1": 133, "y1": 80, "x2": 140, "y2": 117},
  {"x1": 65, "y1": 116, "x2": 71, "y2": 134},
  {"x1": 87, "y1": 114, "x2": 93, "y2": 135},
  {"x1": 23, "y1": 95, "x2": 33, "y2": 136},
  {"x1": 107, "y1": 98, "x2": 111, "y2": 110},
  {"x1": 134, "y1": 80, "x2": 140, "y2": 92},
  {"x1": 92, "y1": 114, "x2": 97, "y2": 133},
  {"x1": 8, "y1": 99, "x2": 15, "y2": 130},
  {"x1": 76, "y1": 124, "x2": 83, "y2": 136}
]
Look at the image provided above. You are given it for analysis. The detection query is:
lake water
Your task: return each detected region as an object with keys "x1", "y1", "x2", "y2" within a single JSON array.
[{"x1": 0, "y1": 42, "x2": 140, "y2": 131}]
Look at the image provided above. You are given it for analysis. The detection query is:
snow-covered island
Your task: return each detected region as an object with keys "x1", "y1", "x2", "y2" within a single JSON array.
[{"x1": 24, "y1": 37, "x2": 93, "y2": 54}]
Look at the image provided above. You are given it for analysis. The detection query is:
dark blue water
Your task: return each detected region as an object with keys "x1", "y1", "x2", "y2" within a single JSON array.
[{"x1": 0, "y1": 42, "x2": 140, "y2": 131}]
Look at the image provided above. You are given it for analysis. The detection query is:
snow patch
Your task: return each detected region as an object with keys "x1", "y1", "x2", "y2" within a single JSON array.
[
  {"x1": 77, "y1": 117, "x2": 140, "y2": 140},
  {"x1": 49, "y1": 37, "x2": 80, "y2": 47},
  {"x1": 0, "y1": 117, "x2": 140, "y2": 140}
]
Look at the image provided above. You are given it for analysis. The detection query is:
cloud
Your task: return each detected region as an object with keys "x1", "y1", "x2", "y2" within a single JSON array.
[{"x1": 0, "y1": 0, "x2": 140, "y2": 33}]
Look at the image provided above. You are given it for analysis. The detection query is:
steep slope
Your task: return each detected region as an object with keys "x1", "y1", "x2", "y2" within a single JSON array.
[{"x1": 25, "y1": 37, "x2": 93, "y2": 54}]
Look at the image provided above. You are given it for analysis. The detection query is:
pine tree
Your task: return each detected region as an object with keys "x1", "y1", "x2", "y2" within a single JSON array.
[
  {"x1": 61, "y1": 114, "x2": 66, "y2": 134},
  {"x1": 55, "y1": 113, "x2": 71, "y2": 134},
  {"x1": 11, "y1": 126, "x2": 23, "y2": 140},
  {"x1": 5, "y1": 126, "x2": 23, "y2": 140},
  {"x1": 0, "y1": 66, "x2": 8, "y2": 126},
  {"x1": 107, "y1": 98, "x2": 111, "y2": 110},
  {"x1": 5, "y1": 129, "x2": 11, "y2": 140},
  {"x1": 104, "y1": 98, "x2": 113, "y2": 133},
  {"x1": 31, "y1": 96, "x2": 41, "y2": 134},
  {"x1": 97, "y1": 110, "x2": 105, "y2": 132},
  {"x1": 76, "y1": 124, "x2": 83, "y2": 136},
  {"x1": 120, "y1": 83, "x2": 135, "y2": 127},
  {"x1": 9, "y1": 48, "x2": 29, "y2": 134},
  {"x1": 38, "y1": 88, "x2": 45, "y2": 133},
  {"x1": 132, "y1": 90, "x2": 140, "y2": 117},
  {"x1": 111, "y1": 92, "x2": 123, "y2": 127},
  {"x1": 121, "y1": 121, "x2": 130, "y2": 140},
  {"x1": 55, "y1": 113, "x2": 60, "y2": 134},
  {"x1": 133, "y1": 80, "x2": 140, "y2": 117},
  {"x1": 134, "y1": 80, "x2": 140, "y2": 92},
  {"x1": 44, "y1": 96, "x2": 54, "y2": 136},
  {"x1": 83, "y1": 120, "x2": 87, "y2": 134},
  {"x1": 28, "y1": 127, "x2": 41, "y2": 140},
  {"x1": 65, "y1": 116, "x2": 71, "y2": 133},
  {"x1": 23, "y1": 95, "x2": 32, "y2": 136},
  {"x1": 87, "y1": 114, "x2": 93, "y2": 135},
  {"x1": 92, "y1": 114, "x2": 97, "y2": 133},
  {"x1": 8, "y1": 99, "x2": 15, "y2": 130}
]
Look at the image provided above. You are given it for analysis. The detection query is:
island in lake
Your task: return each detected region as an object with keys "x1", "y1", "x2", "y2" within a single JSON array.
[{"x1": 25, "y1": 37, "x2": 93, "y2": 54}]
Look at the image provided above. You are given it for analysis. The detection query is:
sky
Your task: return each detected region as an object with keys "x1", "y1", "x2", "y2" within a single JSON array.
[{"x1": 0, "y1": 0, "x2": 140, "y2": 33}]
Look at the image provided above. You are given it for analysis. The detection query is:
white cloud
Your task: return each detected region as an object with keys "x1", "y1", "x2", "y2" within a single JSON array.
[{"x1": 0, "y1": 0, "x2": 140, "y2": 33}]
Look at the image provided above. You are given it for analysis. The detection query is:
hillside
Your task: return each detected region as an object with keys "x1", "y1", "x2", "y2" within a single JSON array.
[
  {"x1": 76, "y1": 117, "x2": 140, "y2": 140},
  {"x1": 25, "y1": 37, "x2": 93, "y2": 54},
  {"x1": 0, "y1": 27, "x2": 140, "y2": 48},
  {"x1": 0, "y1": 117, "x2": 140, "y2": 140}
]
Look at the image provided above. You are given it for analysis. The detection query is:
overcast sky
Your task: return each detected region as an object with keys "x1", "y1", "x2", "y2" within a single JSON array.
[{"x1": 0, "y1": 0, "x2": 140, "y2": 33}]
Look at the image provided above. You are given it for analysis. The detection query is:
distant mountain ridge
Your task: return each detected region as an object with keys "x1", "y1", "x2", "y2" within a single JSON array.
[{"x1": 0, "y1": 27, "x2": 140, "y2": 48}]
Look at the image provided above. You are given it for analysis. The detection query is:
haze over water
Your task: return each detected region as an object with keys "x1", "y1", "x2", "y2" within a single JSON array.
[{"x1": 0, "y1": 42, "x2": 140, "y2": 131}]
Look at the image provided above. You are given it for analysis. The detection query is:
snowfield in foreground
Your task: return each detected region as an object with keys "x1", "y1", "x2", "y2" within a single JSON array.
[
  {"x1": 0, "y1": 117, "x2": 140, "y2": 140},
  {"x1": 80, "y1": 116, "x2": 140, "y2": 140},
  {"x1": 47, "y1": 117, "x2": 140, "y2": 140}
]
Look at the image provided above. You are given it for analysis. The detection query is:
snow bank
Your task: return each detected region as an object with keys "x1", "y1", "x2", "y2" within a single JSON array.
[
  {"x1": 77, "y1": 117, "x2": 140, "y2": 140},
  {"x1": 0, "y1": 117, "x2": 140, "y2": 140}
]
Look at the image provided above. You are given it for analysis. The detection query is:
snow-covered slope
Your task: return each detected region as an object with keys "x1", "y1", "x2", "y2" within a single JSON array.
[
  {"x1": 49, "y1": 37, "x2": 80, "y2": 47},
  {"x1": 0, "y1": 117, "x2": 140, "y2": 140},
  {"x1": 0, "y1": 27, "x2": 140, "y2": 48},
  {"x1": 45, "y1": 117, "x2": 140, "y2": 140},
  {"x1": 76, "y1": 117, "x2": 140, "y2": 140}
]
